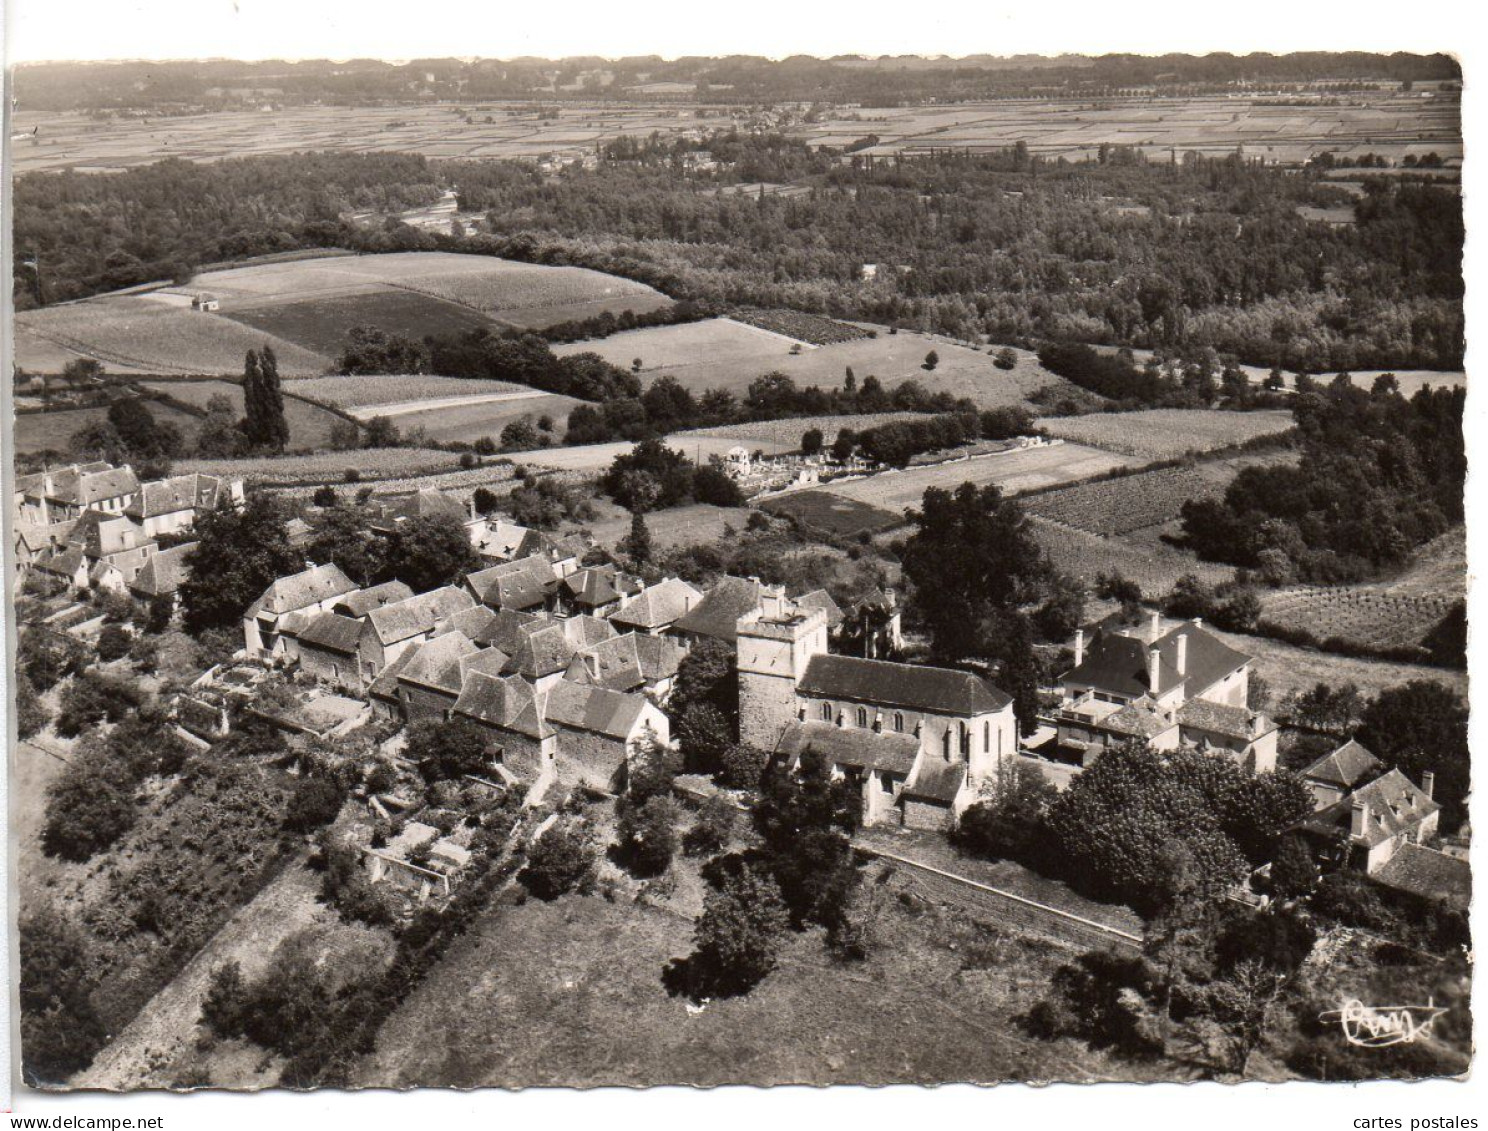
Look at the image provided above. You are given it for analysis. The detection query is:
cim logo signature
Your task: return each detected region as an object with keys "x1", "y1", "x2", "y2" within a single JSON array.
[{"x1": 1319, "y1": 998, "x2": 1449, "y2": 1048}]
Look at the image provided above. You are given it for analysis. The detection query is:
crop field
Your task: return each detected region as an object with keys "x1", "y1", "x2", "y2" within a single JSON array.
[
  {"x1": 677, "y1": 412, "x2": 925, "y2": 447},
  {"x1": 1037, "y1": 409, "x2": 1295, "y2": 459},
  {"x1": 376, "y1": 393, "x2": 583, "y2": 443},
  {"x1": 1022, "y1": 451, "x2": 1297, "y2": 537},
  {"x1": 1257, "y1": 527, "x2": 1465, "y2": 653},
  {"x1": 729, "y1": 308, "x2": 871, "y2": 345},
  {"x1": 13, "y1": 401, "x2": 204, "y2": 456},
  {"x1": 221, "y1": 289, "x2": 493, "y2": 359},
  {"x1": 286, "y1": 374, "x2": 531, "y2": 408},
  {"x1": 177, "y1": 448, "x2": 465, "y2": 484},
  {"x1": 13, "y1": 296, "x2": 329, "y2": 377},
  {"x1": 757, "y1": 490, "x2": 905, "y2": 537},
  {"x1": 824, "y1": 442, "x2": 1140, "y2": 514},
  {"x1": 555, "y1": 319, "x2": 1075, "y2": 409},
  {"x1": 13, "y1": 91, "x2": 1459, "y2": 175},
  {"x1": 1030, "y1": 516, "x2": 1237, "y2": 596},
  {"x1": 572, "y1": 500, "x2": 756, "y2": 552},
  {"x1": 139, "y1": 379, "x2": 345, "y2": 448}
]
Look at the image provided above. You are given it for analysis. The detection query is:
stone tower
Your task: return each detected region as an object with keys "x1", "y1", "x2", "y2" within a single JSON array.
[{"x1": 736, "y1": 590, "x2": 829, "y2": 752}]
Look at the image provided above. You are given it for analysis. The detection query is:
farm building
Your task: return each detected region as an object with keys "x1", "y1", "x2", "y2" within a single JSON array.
[
  {"x1": 1289, "y1": 768, "x2": 1441, "y2": 877},
  {"x1": 242, "y1": 562, "x2": 360, "y2": 659},
  {"x1": 191, "y1": 292, "x2": 221, "y2": 312},
  {"x1": 1299, "y1": 739, "x2": 1385, "y2": 810}
]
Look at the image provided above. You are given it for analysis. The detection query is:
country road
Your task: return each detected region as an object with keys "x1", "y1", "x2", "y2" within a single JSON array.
[{"x1": 344, "y1": 389, "x2": 553, "y2": 420}]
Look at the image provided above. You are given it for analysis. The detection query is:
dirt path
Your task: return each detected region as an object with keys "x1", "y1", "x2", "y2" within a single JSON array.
[
  {"x1": 72, "y1": 854, "x2": 320, "y2": 1091},
  {"x1": 344, "y1": 389, "x2": 552, "y2": 420}
]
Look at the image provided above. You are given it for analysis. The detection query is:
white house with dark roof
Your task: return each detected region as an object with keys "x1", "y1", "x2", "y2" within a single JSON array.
[
  {"x1": 1055, "y1": 612, "x2": 1277, "y2": 772},
  {"x1": 126, "y1": 472, "x2": 244, "y2": 537},
  {"x1": 734, "y1": 589, "x2": 1015, "y2": 829},
  {"x1": 1290, "y1": 767, "x2": 1441, "y2": 876},
  {"x1": 1299, "y1": 739, "x2": 1385, "y2": 810},
  {"x1": 17, "y1": 462, "x2": 139, "y2": 523},
  {"x1": 243, "y1": 562, "x2": 360, "y2": 659}
]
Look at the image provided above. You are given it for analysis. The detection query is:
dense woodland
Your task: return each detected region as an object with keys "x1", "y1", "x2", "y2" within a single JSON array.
[
  {"x1": 15, "y1": 136, "x2": 1464, "y2": 372},
  {"x1": 13, "y1": 52, "x2": 1460, "y2": 112}
]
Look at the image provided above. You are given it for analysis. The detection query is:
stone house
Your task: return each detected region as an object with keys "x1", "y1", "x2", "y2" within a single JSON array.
[
  {"x1": 242, "y1": 562, "x2": 360, "y2": 659},
  {"x1": 358, "y1": 585, "x2": 476, "y2": 680},
  {"x1": 331, "y1": 580, "x2": 416, "y2": 619},
  {"x1": 543, "y1": 680, "x2": 671, "y2": 793},
  {"x1": 607, "y1": 576, "x2": 703, "y2": 636},
  {"x1": 554, "y1": 565, "x2": 644, "y2": 619},
  {"x1": 1290, "y1": 768, "x2": 1441, "y2": 875},
  {"x1": 1299, "y1": 739, "x2": 1384, "y2": 810},
  {"x1": 671, "y1": 575, "x2": 772, "y2": 648},
  {"x1": 564, "y1": 630, "x2": 686, "y2": 699},
  {"x1": 382, "y1": 632, "x2": 509, "y2": 723},
  {"x1": 125, "y1": 472, "x2": 244, "y2": 538},
  {"x1": 452, "y1": 671, "x2": 556, "y2": 782},
  {"x1": 128, "y1": 541, "x2": 199, "y2": 608},
  {"x1": 464, "y1": 555, "x2": 559, "y2": 613},
  {"x1": 16, "y1": 462, "x2": 139, "y2": 523},
  {"x1": 295, "y1": 613, "x2": 370, "y2": 692}
]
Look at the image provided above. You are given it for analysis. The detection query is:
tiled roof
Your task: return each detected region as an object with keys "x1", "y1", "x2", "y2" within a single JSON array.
[
  {"x1": 75, "y1": 466, "x2": 141, "y2": 506},
  {"x1": 453, "y1": 672, "x2": 553, "y2": 739},
  {"x1": 1299, "y1": 769, "x2": 1440, "y2": 849},
  {"x1": 795, "y1": 589, "x2": 846, "y2": 629},
  {"x1": 127, "y1": 473, "x2": 225, "y2": 518},
  {"x1": 1373, "y1": 843, "x2": 1471, "y2": 909},
  {"x1": 1063, "y1": 621, "x2": 1249, "y2": 701},
  {"x1": 38, "y1": 548, "x2": 87, "y2": 577},
  {"x1": 570, "y1": 631, "x2": 684, "y2": 693},
  {"x1": 334, "y1": 580, "x2": 415, "y2": 618},
  {"x1": 672, "y1": 576, "x2": 762, "y2": 642},
  {"x1": 609, "y1": 577, "x2": 702, "y2": 630},
  {"x1": 1102, "y1": 700, "x2": 1177, "y2": 739},
  {"x1": 902, "y1": 758, "x2": 967, "y2": 804},
  {"x1": 561, "y1": 614, "x2": 617, "y2": 648},
  {"x1": 562, "y1": 566, "x2": 638, "y2": 609},
  {"x1": 396, "y1": 632, "x2": 481, "y2": 693},
  {"x1": 466, "y1": 607, "x2": 543, "y2": 654},
  {"x1": 1176, "y1": 698, "x2": 1271, "y2": 742},
  {"x1": 249, "y1": 563, "x2": 358, "y2": 617},
  {"x1": 799, "y1": 654, "x2": 1011, "y2": 717},
  {"x1": 365, "y1": 586, "x2": 474, "y2": 645},
  {"x1": 130, "y1": 541, "x2": 199, "y2": 597},
  {"x1": 471, "y1": 519, "x2": 532, "y2": 560},
  {"x1": 778, "y1": 720, "x2": 921, "y2": 776},
  {"x1": 1302, "y1": 739, "x2": 1384, "y2": 790},
  {"x1": 542, "y1": 680, "x2": 648, "y2": 740},
  {"x1": 465, "y1": 555, "x2": 557, "y2": 611},
  {"x1": 297, "y1": 612, "x2": 366, "y2": 654},
  {"x1": 506, "y1": 621, "x2": 575, "y2": 679}
]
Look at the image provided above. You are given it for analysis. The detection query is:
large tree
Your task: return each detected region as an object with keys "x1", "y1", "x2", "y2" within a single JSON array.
[
  {"x1": 242, "y1": 346, "x2": 290, "y2": 452},
  {"x1": 179, "y1": 494, "x2": 305, "y2": 634},
  {"x1": 377, "y1": 512, "x2": 481, "y2": 593},
  {"x1": 1356, "y1": 680, "x2": 1469, "y2": 831},
  {"x1": 901, "y1": 482, "x2": 1050, "y2": 663}
]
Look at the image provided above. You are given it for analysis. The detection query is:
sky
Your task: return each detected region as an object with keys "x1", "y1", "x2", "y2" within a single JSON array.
[{"x1": 4, "y1": 0, "x2": 1472, "y2": 65}]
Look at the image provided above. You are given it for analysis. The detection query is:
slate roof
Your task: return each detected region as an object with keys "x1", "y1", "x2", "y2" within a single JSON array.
[
  {"x1": 369, "y1": 646, "x2": 419, "y2": 701},
  {"x1": 466, "y1": 607, "x2": 543, "y2": 654},
  {"x1": 396, "y1": 633, "x2": 504, "y2": 695},
  {"x1": 38, "y1": 547, "x2": 87, "y2": 577},
  {"x1": 127, "y1": 473, "x2": 226, "y2": 518},
  {"x1": 1302, "y1": 739, "x2": 1384, "y2": 790},
  {"x1": 609, "y1": 577, "x2": 702, "y2": 631},
  {"x1": 562, "y1": 614, "x2": 617, "y2": 649},
  {"x1": 1299, "y1": 769, "x2": 1441, "y2": 849},
  {"x1": 569, "y1": 632, "x2": 684, "y2": 693},
  {"x1": 561, "y1": 566, "x2": 640, "y2": 609},
  {"x1": 365, "y1": 586, "x2": 475, "y2": 645},
  {"x1": 471, "y1": 519, "x2": 532, "y2": 561},
  {"x1": 542, "y1": 680, "x2": 648, "y2": 740},
  {"x1": 672, "y1": 576, "x2": 763, "y2": 642},
  {"x1": 297, "y1": 613, "x2": 366, "y2": 655},
  {"x1": 74, "y1": 466, "x2": 141, "y2": 506},
  {"x1": 777, "y1": 720, "x2": 921, "y2": 776},
  {"x1": 130, "y1": 541, "x2": 199, "y2": 597},
  {"x1": 453, "y1": 672, "x2": 554, "y2": 739},
  {"x1": 18, "y1": 462, "x2": 110, "y2": 502},
  {"x1": 1373, "y1": 843, "x2": 1471, "y2": 909},
  {"x1": 1176, "y1": 698, "x2": 1272, "y2": 742},
  {"x1": 1101, "y1": 700, "x2": 1177, "y2": 739},
  {"x1": 902, "y1": 758, "x2": 967, "y2": 804},
  {"x1": 371, "y1": 488, "x2": 469, "y2": 529},
  {"x1": 798, "y1": 654, "x2": 1011, "y2": 717},
  {"x1": 465, "y1": 555, "x2": 557, "y2": 611},
  {"x1": 795, "y1": 589, "x2": 846, "y2": 630},
  {"x1": 1063, "y1": 622, "x2": 1249, "y2": 700},
  {"x1": 14, "y1": 519, "x2": 77, "y2": 554},
  {"x1": 505, "y1": 622, "x2": 576, "y2": 679},
  {"x1": 248, "y1": 563, "x2": 358, "y2": 618},
  {"x1": 333, "y1": 580, "x2": 415, "y2": 618}
]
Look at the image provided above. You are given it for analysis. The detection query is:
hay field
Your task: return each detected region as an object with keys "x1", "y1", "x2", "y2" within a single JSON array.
[
  {"x1": 14, "y1": 296, "x2": 329, "y2": 376},
  {"x1": 1036, "y1": 409, "x2": 1295, "y2": 459},
  {"x1": 555, "y1": 319, "x2": 1070, "y2": 409},
  {"x1": 287, "y1": 375, "x2": 531, "y2": 409},
  {"x1": 824, "y1": 442, "x2": 1139, "y2": 513},
  {"x1": 139, "y1": 379, "x2": 344, "y2": 448},
  {"x1": 376, "y1": 393, "x2": 583, "y2": 444},
  {"x1": 757, "y1": 490, "x2": 904, "y2": 537},
  {"x1": 222, "y1": 289, "x2": 492, "y2": 358}
]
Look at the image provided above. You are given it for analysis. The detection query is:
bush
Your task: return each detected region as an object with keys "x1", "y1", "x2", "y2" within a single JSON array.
[
  {"x1": 96, "y1": 623, "x2": 132, "y2": 662},
  {"x1": 683, "y1": 794, "x2": 737, "y2": 857},
  {"x1": 284, "y1": 776, "x2": 347, "y2": 833},
  {"x1": 42, "y1": 754, "x2": 137, "y2": 862},
  {"x1": 718, "y1": 742, "x2": 770, "y2": 791},
  {"x1": 19, "y1": 909, "x2": 108, "y2": 1085},
  {"x1": 15, "y1": 677, "x2": 50, "y2": 739},
  {"x1": 615, "y1": 796, "x2": 679, "y2": 878},
  {"x1": 520, "y1": 818, "x2": 597, "y2": 900},
  {"x1": 55, "y1": 672, "x2": 144, "y2": 737}
]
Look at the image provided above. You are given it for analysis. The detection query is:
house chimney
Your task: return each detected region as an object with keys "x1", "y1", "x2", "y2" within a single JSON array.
[
  {"x1": 1350, "y1": 799, "x2": 1367, "y2": 840},
  {"x1": 1074, "y1": 629, "x2": 1085, "y2": 667},
  {"x1": 1176, "y1": 632, "x2": 1188, "y2": 677},
  {"x1": 1422, "y1": 771, "x2": 1436, "y2": 799},
  {"x1": 1147, "y1": 647, "x2": 1161, "y2": 695},
  {"x1": 1150, "y1": 609, "x2": 1162, "y2": 641}
]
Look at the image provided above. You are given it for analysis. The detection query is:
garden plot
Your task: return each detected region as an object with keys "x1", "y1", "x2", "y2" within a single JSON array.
[{"x1": 1036, "y1": 409, "x2": 1295, "y2": 460}]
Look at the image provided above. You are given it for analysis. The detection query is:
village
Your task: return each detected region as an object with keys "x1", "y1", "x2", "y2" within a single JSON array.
[{"x1": 13, "y1": 456, "x2": 1468, "y2": 924}]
